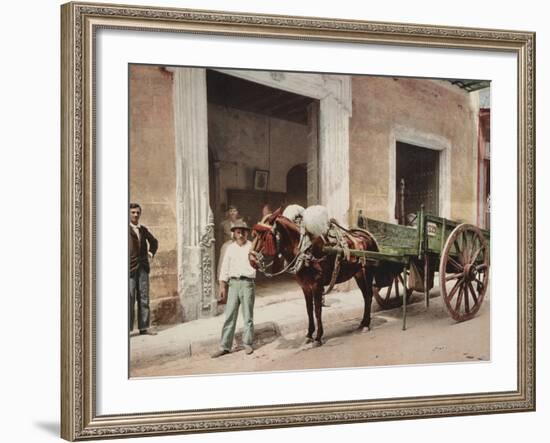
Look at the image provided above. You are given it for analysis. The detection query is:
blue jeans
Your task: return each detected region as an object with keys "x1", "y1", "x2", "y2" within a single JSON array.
[
  {"x1": 129, "y1": 268, "x2": 150, "y2": 332},
  {"x1": 220, "y1": 279, "x2": 255, "y2": 351}
]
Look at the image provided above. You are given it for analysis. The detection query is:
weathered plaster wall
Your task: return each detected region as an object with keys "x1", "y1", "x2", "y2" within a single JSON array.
[
  {"x1": 129, "y1": 65, "x2": 181, "y2": 325},
  {"x1": 129, "y1": 71, "x2": 480, "y2": 325},
  {"x1": 207, "y1": 103, "x2": 308, "y2": 220},
  {"x1": 349, "y1": 76, "x2": 478, "y2": 224}
]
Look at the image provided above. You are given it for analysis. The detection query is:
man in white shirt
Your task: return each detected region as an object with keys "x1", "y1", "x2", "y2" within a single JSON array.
[
  {"x1": 212, "y1": 220, "x2": 257, "y2": 358},
  {"x1": 217, "y1": 205, "x2": 243, "y2": 280}
]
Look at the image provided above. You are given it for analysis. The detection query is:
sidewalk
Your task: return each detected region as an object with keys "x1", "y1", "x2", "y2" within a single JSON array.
[{"x1": 130, "y1": 285, "x2": 373, "y2": 369}]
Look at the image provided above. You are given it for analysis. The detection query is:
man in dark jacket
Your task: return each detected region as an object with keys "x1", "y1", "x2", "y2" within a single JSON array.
[{"x1": 129, "y1": 203, "x2": 159, "y2": 335}]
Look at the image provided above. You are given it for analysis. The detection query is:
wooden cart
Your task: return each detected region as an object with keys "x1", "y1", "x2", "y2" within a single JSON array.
[{"x1": 324, "y1": 207, "x2": 490, "y2": 329}]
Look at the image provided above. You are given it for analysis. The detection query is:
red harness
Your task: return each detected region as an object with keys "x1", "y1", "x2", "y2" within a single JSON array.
[{"x1": 252, "y1": 223, "x2": 278, "y2": 256}]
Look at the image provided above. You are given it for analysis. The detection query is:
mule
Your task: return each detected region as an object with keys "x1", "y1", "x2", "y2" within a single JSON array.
[{"x1": 249, "y1": 208, "x2": 379, "y2": 347}]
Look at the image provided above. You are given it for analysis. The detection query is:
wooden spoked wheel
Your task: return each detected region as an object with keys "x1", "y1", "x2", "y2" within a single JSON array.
[
  {"x1": 373, "y1": 273, "x2": 413, "y2": 309},
  {"x1": 439, "y1": 224, "x2": 490, "y2": 322}
]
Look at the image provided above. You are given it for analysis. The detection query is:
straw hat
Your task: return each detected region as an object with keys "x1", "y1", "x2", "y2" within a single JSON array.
[{"x1": 230, "y1": 220, "x2": 251, "y2": 232}]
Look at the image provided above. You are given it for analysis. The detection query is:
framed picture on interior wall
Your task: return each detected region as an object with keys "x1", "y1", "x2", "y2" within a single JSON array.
[
  {"x1": 254, "y1": 169, "x2": 269, "y2": 191},
  {"x1": 61, "y1": 1, "x2": 535, "y2": 441}
]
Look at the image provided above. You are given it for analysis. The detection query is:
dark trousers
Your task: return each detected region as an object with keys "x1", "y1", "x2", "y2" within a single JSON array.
[{"x1": 129, "y1": 267, "x2": 150, "y2": 332}]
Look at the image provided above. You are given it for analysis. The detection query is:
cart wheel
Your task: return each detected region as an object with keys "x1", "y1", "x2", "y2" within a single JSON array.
[
  {"x1": 439, "y1": 224, "x2": 490, "y2": 322},
  {"x1": 373, "y1": 273, "x2": 413, "y2": 309}
]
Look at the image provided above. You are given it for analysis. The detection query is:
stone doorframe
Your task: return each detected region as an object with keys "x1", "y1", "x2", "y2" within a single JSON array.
[
  {"x1": 168, "y1": 67, "x2": 352, "y2": 321},
  {"x1": 388, "y1": 125, "x2": 452, "y2": 222}
]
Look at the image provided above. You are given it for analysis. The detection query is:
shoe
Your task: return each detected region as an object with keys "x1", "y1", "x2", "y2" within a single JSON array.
[
  {"x1": 211, "y1": 349, "x2": 230, "y2": 358},
  {"x1": 244, "y1": 345, "x2": 254, "y2": 355},
  {"x1": 139, "y1": 328, "x2": 158, "y2": 336}
]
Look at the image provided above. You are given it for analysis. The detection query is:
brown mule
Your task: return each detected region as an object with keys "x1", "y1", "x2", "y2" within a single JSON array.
[{"x1": 249, "y1": 208, "x2": 378, "y2": 347}]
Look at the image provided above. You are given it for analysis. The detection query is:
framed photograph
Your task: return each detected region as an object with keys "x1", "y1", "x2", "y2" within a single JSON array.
[
  {"x1": 254, "y1": 169, "x2": 269, "y2": 191},
  {"x1": 61, "y1": 1, "x2": 535, "y2": 441}
]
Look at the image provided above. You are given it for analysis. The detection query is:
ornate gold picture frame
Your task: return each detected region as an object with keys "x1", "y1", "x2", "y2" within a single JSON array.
[{"x1": 61, "y1": 1, "x2": 535, "y2": 440}]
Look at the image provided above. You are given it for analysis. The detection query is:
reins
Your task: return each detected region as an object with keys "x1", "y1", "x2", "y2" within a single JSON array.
[
  {"x1": 258, "y1": 248, "x2": 302, "y2": 278},
  {"x1": 251, "y1": 217, "x2": 305, "y2": 277},
  {"x1": 251, "y1": 221, "x2": 305, "y2": 277},
  {"x1": 251, "y1": 215, "x2": 371, "y2": 296}
]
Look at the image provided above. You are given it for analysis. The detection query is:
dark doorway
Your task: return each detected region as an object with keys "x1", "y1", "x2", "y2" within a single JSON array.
[
  {"x1": 396, "y1": 142, "x2": 440, "y2": 221},
  {"x1": 206, "y1": 70, "x2": 319, "y2": 297},
  {"x1": 477, "y1": 108, "x2": 490, "y2": 229},
  {"x1": 206, "y1": 69, "x2": 318, "y2": 231},
  {"x1": 286, "y1": 163, "x2": 308, "y2": 208}
]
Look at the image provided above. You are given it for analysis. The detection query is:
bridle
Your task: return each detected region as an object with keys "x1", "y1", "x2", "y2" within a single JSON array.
[
  {"x1": 249, "y1": 215, "x2": 304, "y2": 277},
  {"x1": 249, "y1": 214, "x2": 342, "y2": 296}
]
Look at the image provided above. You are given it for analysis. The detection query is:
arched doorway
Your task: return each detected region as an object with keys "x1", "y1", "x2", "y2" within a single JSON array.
[{"x1": 286, "y1": 163, "x2": 308, "y2": 208}]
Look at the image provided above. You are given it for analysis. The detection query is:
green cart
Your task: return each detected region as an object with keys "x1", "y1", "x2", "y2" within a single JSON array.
[{"x1": 324, "y1": 207, "x2": 490, "y2": 329}]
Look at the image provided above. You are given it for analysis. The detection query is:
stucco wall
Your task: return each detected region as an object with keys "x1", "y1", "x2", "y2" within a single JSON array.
[
  {"x1": 349, "y1": 76, "x2": 478, "y2": 224},
  {"x1": 128, "y1": 70, "x2": 481, "y2": 325},
  {"x1": 207, "y1": 103, "x2": 309, "y2": 220},
  {"x1": 129, "y1": 68, "x2": 310, "y2": 325},
  {"x1": 129, "y1": 65, "x2": 181, "y2": 325}
]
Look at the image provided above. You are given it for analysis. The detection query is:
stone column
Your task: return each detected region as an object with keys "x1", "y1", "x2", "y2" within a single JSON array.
[
  {"x1": 306, "y1": 102, "x2": 320, "y2": 206},
  {"x1": 172, "y1": 67, "x2": 217, "y2": 321},
  {"x1": 319, "y1": 95, "x2": 351, "y2": 226}
]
